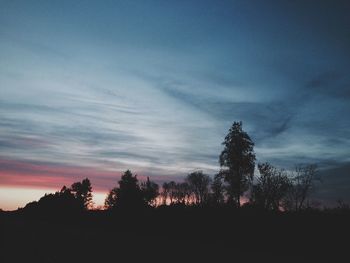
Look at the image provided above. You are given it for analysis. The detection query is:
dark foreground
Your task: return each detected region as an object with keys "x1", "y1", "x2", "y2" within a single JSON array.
[{"x1": 1, "y1": 207, "x2": 349, "y2": 263}]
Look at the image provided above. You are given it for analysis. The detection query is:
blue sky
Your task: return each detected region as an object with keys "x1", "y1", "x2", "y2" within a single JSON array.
[{"x1": 1, "y1": 0, "x2": 350, "y2": 207}]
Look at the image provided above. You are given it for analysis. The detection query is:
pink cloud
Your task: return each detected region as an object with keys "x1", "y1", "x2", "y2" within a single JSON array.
[
  {"x1": 0, "y1": 157, "x2": 121, "y2": 191},
  {"x1": 0, "y1": 157, "x2": 180, "y2": 191}
]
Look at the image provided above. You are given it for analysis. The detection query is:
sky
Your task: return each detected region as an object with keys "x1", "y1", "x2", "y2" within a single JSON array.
[{"x1": 1, "y1": 0, "x2": 350, "y2": 210}]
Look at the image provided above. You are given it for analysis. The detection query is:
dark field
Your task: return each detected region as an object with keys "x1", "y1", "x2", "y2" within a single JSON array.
[{"x1": 1, "y1": 208, "x2": 349, "y2": 262}]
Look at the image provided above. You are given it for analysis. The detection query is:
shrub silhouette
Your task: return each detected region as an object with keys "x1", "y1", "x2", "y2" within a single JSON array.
[
  {"x1": 22, "y1": 179, "x2": 93, "y2": 214},
  {"x1": 23, "y1": 186, "x2": 81, "y2": 214}
]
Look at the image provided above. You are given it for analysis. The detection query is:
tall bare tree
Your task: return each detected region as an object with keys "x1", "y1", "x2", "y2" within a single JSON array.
[
  {"x1": 283, "y1": 164, "x2": 319, "y2": 211},
  {"x1": 251, "y1": 163, "x2": 291, "y2": 210},
  {"x1": 210, "y1": 173, "x2": 225, "y2": 205},
  {"x1": 161, "y1": 182, "x2": 170, "y2": 205},
  {"x1": 186, "y1": 171, "x2": 211, "y2": 205},
  {"x1": 167, "y1": 181, "x2": 177, "y2": 205}
]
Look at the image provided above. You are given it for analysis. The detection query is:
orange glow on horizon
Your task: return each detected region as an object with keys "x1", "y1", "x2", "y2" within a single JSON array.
[{"x1": 0, "y1": 186, "x2": 107, "y2": 211}]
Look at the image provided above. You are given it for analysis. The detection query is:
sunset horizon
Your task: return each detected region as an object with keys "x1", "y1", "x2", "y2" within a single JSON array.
[
  {"x1": 1, "y1": 0, "x2": 350, "y2": 211},
  {"x1": 1, "y1": 2, "x2": 350, "y2": 262}
]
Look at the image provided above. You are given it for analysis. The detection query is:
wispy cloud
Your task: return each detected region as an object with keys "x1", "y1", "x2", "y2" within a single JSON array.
[
  {"x1": 0, "y1": 157, "x2": 183, "y2": 190},
  {"x1": 1, "y1": 0, "x2": 350, "y2": 208}
]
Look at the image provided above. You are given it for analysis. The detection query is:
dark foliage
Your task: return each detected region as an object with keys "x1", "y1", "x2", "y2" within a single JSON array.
[
  {"x1": 283, "y1": 164, "x2": 320, "y2": 211},
  {"x1": 210, "y1": 173, "x2": 226, "y2": 205},
  {"x1": 141, "y1": 177, "x2": 159, "y2": 206},
  {"x1": 71, "y1": 178, "x2": 93, "y2": 209},
  {"x1": 105, "y1": 170, "x2": 144, "y2": 209},
  {"x1": 21, "y1": 179, "x2": 93, "y2": 215},
  {"x1": 105, "y1": 170, "x2": 159, "y2": 209},
  {"x1": 185, "y1": 171, "x2": 211, "y2": 205},
  {"x1": 251, "y1": 162, "x2": 291, "y2": 210},
  {"x1": 219, "y1": 121, "x2": 256, "y2": 207}
]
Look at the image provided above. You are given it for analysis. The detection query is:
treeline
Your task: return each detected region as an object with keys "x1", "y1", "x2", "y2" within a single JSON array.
[
  {"x1": 102, "y1": 165, "x2": 318, "y2": 211},
  {"x1": 24, "y1": 179, "x2": 93, "y2": 213},
  {"x1": 105, "y1": 121, "x2": 321, "y2": 211},
  {"x1": 21, "y1": 121, "x2": 334, "y2": 213}
]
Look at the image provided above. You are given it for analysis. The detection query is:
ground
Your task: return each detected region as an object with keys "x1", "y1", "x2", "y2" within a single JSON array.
[{"x1": 1, "y1": 208, "x2": 349, "y2": 262}]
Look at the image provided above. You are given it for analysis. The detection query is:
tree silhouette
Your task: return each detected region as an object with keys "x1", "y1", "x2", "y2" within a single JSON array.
[
  {"x1": 251, "y1": 163, "x2": 291, "y2": 210},
  {"x1": 105, "y1": 170, "x2": 145, "y2": 209},
  {"x1": 22, "y1": 179, "x2": 94, "y2": 213},
  {"x1": 24, "y1": 185, "x2": 82, "y2": 213},
  {"x1": 182, "y1": 182, "x2": 193, "y2": 205},
  {"x1": 71, "y1": 178, "x2": 93, "y2": 209},
  {"x1": 161, "y1": 182, "x2": 170, "y2": 205},
  {"x1": 186, "y1": 171, "x2": 211, "y2": 205},
  {"x1": 174, "y1": 182, "x2": 191, "y2": 204},
  {"x1": 167, "y1": 181, "x2": 177, "y2": 205},
  {"x1": 219, "y1": 121, "x2": 256, "y2": 207},
  {"x1": 104, "y1": 187, "x2": 118, "y2": 209},
  {"x1": 141, "y1": 177, "x2": 159, "y2": 207},
  {"x1": 210, "y1": 173, "x2": 225, "y2": 205},
  {"x1": 283, "y1": 164, "x2": 319, "y2": 211}
]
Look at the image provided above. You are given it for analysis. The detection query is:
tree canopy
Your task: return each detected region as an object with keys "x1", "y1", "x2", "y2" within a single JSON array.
[
  {"x1": 251, "y1": 163, "x2": 291, "y2": 210},
  {"x1": 219, "y1": 121, "x2": 256, "y2": 207},
  {"x1": 105, "y1": 170, "x2": 160, "y2": 209}
]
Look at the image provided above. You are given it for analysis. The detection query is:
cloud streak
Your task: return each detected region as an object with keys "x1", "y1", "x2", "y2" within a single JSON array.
[
  {"x1": 0, "y1": 157, "x2": 182, "y2": 191},
  {"x1": 1, "y1": 0, "x2": 350, "y2": 208}
]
